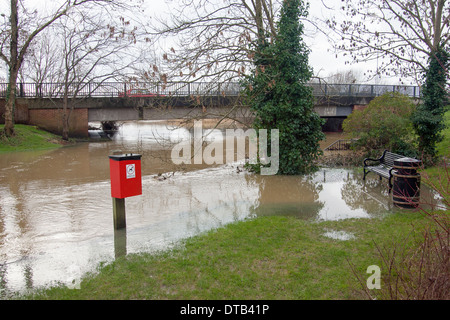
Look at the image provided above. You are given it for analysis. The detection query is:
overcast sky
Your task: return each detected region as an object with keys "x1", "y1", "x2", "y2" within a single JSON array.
[
  {"x1": 0, "y1": 0, "x2": 401, "y2": 84},
  {"x1": 303, "y1": 0, "x2": 390, "y2": 84},
  {"x1": 145, "y1": 0, "x2": 389, "y2": 84}
]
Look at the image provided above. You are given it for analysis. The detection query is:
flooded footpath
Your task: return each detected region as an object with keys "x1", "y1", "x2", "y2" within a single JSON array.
[{"x1": 0, "y1": 121, "x2": 441, "y2": 297}]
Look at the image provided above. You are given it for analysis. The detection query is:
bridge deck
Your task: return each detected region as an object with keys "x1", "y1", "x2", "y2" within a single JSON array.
[{"x1": 2, "y1": 81, "x2": 416, "y2": 138}]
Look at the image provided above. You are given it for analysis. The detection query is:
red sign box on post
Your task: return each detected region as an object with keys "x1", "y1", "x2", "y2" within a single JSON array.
[{"x1": 109, "y1": 154, "x2": 142, "y2": 199}]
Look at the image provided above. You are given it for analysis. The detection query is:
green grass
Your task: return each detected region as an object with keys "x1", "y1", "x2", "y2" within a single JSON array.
[
  {"x1": 0, "y1": 124, "x2": 65, "y2": 153},
  {"x1": 26, "y1": 211, "x2": 429, "y2": 300},
  {"x1": 436, "y1": 108, "x2": 450, "y2": 158},
  {"x1": 420, "y1": 108, "x2": 450, "y2": 202}
]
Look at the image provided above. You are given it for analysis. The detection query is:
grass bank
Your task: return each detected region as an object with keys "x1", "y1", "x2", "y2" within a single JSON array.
[
  {"x1": 0, "y1": 124, "x2": 68, "y2": 153},
  {"x1": 436, "y1": 109, "x2": 450, "y2": 158},
  {"x1": 420, "y1": 108, "x2": 449, "y2": 203},
  {"x1": 27, "y1": 211, "x2": 429, "y2": 300}
]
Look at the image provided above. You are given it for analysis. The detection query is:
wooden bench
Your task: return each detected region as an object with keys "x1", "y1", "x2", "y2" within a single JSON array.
[{"x1": 363, "y1": 150, "x2": 405, "y2": 192}]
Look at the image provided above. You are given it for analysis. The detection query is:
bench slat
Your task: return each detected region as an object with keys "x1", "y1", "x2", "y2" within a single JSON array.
[
  {"x1": 383, "y1": 152, "x2": 403, "y2": 167},
  {"x1": 366, "y1": 166, "x2": 390, "y2": 178}
]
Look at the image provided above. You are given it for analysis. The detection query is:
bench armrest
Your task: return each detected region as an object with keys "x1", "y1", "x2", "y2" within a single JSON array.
[
  {"x1": 388, "y1": 167, "x2": 396, "y2": 177},
  {"x1": 363, "y1": 150, "x2": 387, "y2": 167},
  {"x1": 388, "y1": 167, "x2": 396, "y2": 190},
  {"x1": 364, "y1": 157, "x2": 381, "y2": 167}
]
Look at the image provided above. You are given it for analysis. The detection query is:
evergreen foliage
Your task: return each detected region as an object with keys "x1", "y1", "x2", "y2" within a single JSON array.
[
  {"x1": 244, "y1": 0, "x2": 324, "y2": 175},
  {"x1": 412, "y1": 46, "x2": 449, "y2": 164},
  {"x1": 343, "y1": 92, "x2": 418, "y2": 157}
]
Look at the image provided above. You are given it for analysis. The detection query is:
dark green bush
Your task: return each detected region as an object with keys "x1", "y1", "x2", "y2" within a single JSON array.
[{"x1": 343, "y1": 92, "x2": 417, "y2": 157}]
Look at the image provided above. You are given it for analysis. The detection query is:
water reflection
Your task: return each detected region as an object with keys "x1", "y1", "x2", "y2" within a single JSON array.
[
  {"x1": 113, "y1": 121, "x2": 191, "y2": 146},
  {"x1": 0, "y1": 120, "x2": 442, "y2": 297},
  {"x1": 247, "y1": 174, "x2": 324, "y2": 219},
  {"x1": 114, "y1": 228, "x2": 127, "y2": 259}
]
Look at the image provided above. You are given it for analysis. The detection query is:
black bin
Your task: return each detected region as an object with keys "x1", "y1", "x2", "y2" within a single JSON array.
[{"x1": 392, "y1": 157, "x2": 421, "y2": 208}]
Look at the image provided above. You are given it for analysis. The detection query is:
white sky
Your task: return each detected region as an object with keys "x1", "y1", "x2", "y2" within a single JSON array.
[
  {"x1": 145, "y1": 0, "x2": 389, "y2": 84},
  {"x1": 0, "y1": 0, "x2": 402, "y2": 84}
]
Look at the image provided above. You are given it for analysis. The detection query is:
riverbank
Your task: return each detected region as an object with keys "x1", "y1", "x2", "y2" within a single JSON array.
[
  {"x1": 24, "y1": 210, "x2": 429, "y2": 300},
  {"x1": 0, "y1": 124, "x2": 71, "y2": 153},
  {"x1": 2, "y1": 121, "x2": 448, "y2": 300}
]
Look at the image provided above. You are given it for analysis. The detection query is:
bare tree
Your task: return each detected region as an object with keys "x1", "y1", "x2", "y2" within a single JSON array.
[
  {"x1": 149, "y1": 0, "x2": 281, "y2": 85},
  {"x1": 0, "y1": 0, "x2": 136, "y2": 137},
  {"x1": 23, "y1": 32, "x2": 60, "y2": 96},
  {"x1": 49, "y1": 9, "x2": 146, "y2": 140},
  {"x1": 325, "y1": 70, "x2": 362, "y2": 84},
  {"x1": 123, "y1": 0, "x2": 286, "y2": 132},
  {"x1": 326, "y1": 0, "x2": 449, "y2": 83}
]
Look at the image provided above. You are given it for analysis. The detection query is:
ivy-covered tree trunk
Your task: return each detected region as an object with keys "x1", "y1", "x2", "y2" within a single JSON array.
[
  {"x1": 412, "y1": 46, "x2": 449, "y2": 164},
  {"x1": 244, "y1": 0, "x2": 324, "y2": 175}
]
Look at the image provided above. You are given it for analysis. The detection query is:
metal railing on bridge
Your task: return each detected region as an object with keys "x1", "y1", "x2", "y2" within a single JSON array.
[
  {"x1": 0, "y1": 81, "x2": 421, "y2": 99},
  {"x1": 324, "y1": 139, "x2": 359, "y2": 151}
]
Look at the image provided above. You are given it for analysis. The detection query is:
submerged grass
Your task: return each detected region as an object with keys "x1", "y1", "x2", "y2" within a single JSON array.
[
  {"x1": 27, "y1": 211, "x2": 428, "y2": 300},
  {"x1": 0, "y1": 124, "x2": 66, "y2": 153}
]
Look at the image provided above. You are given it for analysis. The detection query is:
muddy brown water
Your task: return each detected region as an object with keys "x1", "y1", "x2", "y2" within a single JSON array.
[{"x1": 0, "y1": 121, "x2": 441, "y2": 296}]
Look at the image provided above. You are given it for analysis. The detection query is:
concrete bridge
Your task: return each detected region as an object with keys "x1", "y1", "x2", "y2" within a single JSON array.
[{"x1": 0, "y1": 81, "x2": 420, "y2": 138}]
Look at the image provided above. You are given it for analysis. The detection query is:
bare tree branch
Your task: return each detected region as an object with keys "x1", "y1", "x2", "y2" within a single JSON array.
[
  {"x1": 0, "y1": 0, "x2": 141, "y2": 136},
  {"x1": 326, "y1": 0, "x2": 449, "y2": 82},
  {"x1": 147, "y1": 0, "x2": 282, "y2": 84}
]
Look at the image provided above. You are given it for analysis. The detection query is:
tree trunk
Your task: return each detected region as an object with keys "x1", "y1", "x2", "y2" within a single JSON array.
[
  {"x1": 255, "y1": 0, "x2": 265, "y2": 44},
  {"x1": 3, "y1": 0, "x2": 19, "y2": 137},
  {"x1": 4, "y1": 68, "x2": 19, "y2": 137},
  {"x1": 3, "y1": 101, "x2": 15, "y2": 136},
  {"x1": 62, "y1": 92, "x2": 70, "y2": 141},
  {"x1": 62, "y1": 113, "x2": 69, "y2": 141},
  {"x1": 3, "y1": 76, "x2": 17, "y2": 136}
]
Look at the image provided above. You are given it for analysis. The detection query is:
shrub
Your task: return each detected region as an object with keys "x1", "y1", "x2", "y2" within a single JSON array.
[{"x1": 343, "y1": 92, "x2": 417, "y2": 157}]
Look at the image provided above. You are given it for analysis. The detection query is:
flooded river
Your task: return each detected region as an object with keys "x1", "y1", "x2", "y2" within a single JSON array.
[{"x1": 0, "y1": 121, "x2": 440, "y2": 297}]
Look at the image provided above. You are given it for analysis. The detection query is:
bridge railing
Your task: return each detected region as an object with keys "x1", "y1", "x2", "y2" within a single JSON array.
[
  {"x1": 0, "y1": 81, "x2": 421, "y2": 99},
  {"x1": 309, "y1": 83, "x2": 421, "y2": 98}
]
